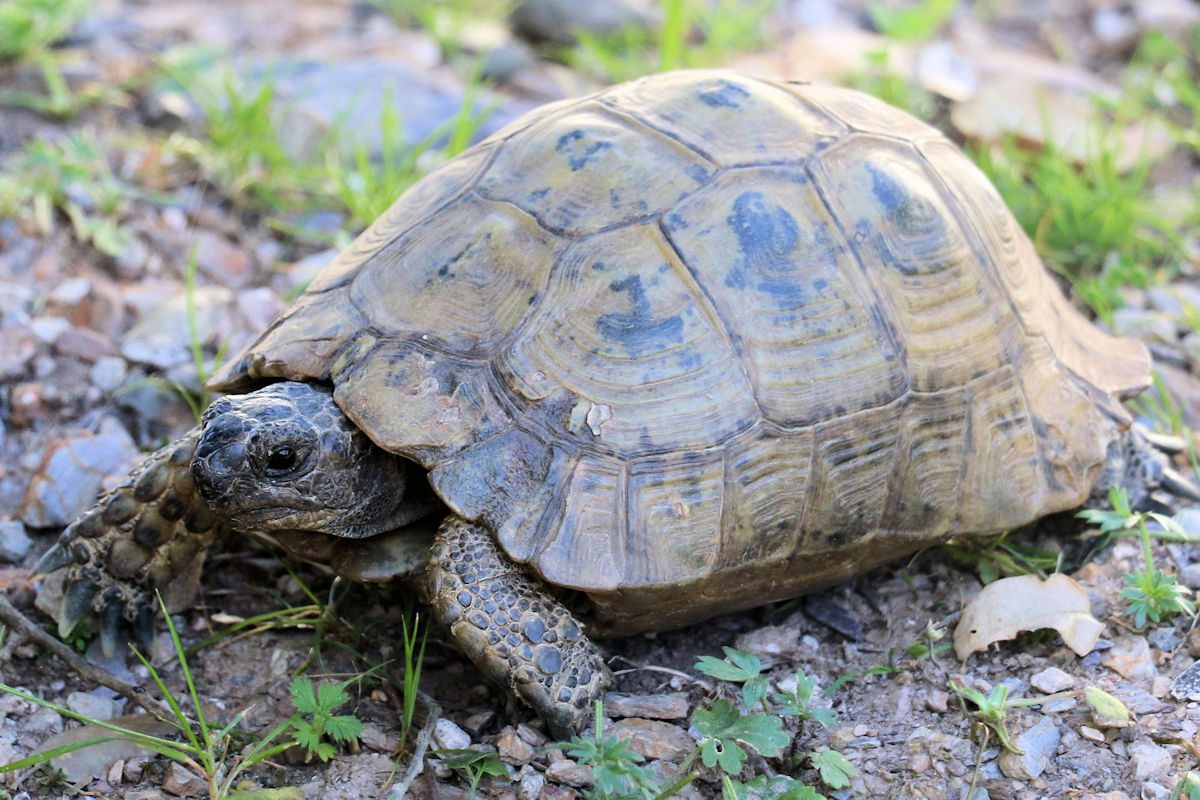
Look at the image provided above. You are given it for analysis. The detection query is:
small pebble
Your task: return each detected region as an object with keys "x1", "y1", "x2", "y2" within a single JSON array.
[
  {"x1": 162, "y1": 762, "x2": 204, "y2": 797},
  {"x1": 1030, "y1": 667, "x2": 1076, "y2": 694},
  {"x1": 604, "y1": 692, "x2": 689, "y2": 720},
  {"x1": 1079, "y1": 725, "x2": 1105, "y2": 743},
  {"x1": 497, "y1": 726, "x2": 536, "y2": 765},
  {"x1": 612, "y1": 718, "x2": 693, "y2": 762},
  {"x1": 1128, "y1": 740, "x2": 1172, "y2": 783},
  {"x1": 90, "y1": 356, "x2": 129, "y2": 391},
  {"x1": 0, "y1": 519, "x2": 33, "y2": 562},
  {"x1": 518, "y1": 765, "x2": 545, "y2": 800},
  {"x1": 65, "y1": 690, "x2": 118, "y2": 721},
  {"x1": 433, "y1": 718, "x2": 472, "y2": 751},
  {"x1": 997, "y1": 716, "x2": 1059, "y2": 780},
  {"x1": 925, "y1": 689, "x2": 949, "y2": 713},
  {"x1": 545, "y1": 758, "x2": 592, "y2": 787},
  {"x1": 1100, "y1": 636, "x2": 1156, "y2": 681}
]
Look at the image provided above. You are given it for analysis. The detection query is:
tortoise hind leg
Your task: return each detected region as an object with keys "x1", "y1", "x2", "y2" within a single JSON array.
[
  {"x1": 1091, "y1": 422, "x2": 1200, "y2": 510},
  {"x1": 426, "y1": 516, "x2": 611, "y2": 738}
]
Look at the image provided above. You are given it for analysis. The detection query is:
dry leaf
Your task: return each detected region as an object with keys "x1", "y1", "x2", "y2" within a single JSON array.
[{"x1": 953, "y1": 573, "x2": 1103, "y2": 659}]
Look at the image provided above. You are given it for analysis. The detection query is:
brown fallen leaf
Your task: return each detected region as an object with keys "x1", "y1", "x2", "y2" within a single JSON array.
[{"x1": 953, "y1": 573, "x2": 1104, "y2": 659}]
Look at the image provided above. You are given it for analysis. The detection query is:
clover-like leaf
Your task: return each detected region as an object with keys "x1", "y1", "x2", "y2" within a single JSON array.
[
  {"x1": 694, "y1": 699, "x2": 789, "y2": 775},
  {"x1": 811, "y1": 749, "x2": 857, "y2": 789}
]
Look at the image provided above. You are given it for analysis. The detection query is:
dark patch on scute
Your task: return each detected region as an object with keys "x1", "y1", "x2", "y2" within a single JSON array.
[
  {"x1": 697, "y1": 79, "x2": 752, "y2": 108},
  {"x1": 529, "y1": 187, "x2": 550, "y2": 201},
  {"x1": 595, "y1": 274, "x2": 685, "y2": 355},
  {"x1": 866, "y1": 162, "x2": 907, "y2": 214},
  {"x1": 556, "y1": 129, "x2": 613, "y2": 171},
  {"x1": 685, "y1": 163, "x2": 711, "y2": 183}
]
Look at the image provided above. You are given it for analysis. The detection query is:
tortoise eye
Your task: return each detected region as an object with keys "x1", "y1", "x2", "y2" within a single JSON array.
[{"x1": 265, "y1": 447, "x2": 298, "y2": 475}]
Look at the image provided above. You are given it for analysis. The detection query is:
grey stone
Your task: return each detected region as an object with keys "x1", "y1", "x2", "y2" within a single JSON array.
[
  {"x1": 21, "y1": 425, "x2": 139, "y2": 528},
  {"x1": 518, "y1": 764, "x2": 545, "y2": 800},
  {"x1": 545, "y1": 757, "x2": 592, "y2": 787},
  {"x1": 162, "y1": 762, "x2": 204, "y2": 796},
  {"x1": 612, "y1": 718, "x2": 693, "y2": 762},
  {"x1": 997, "y1": 716, "x2": 1059, "y2": 780},
  {"x1": 90, "y1": 356, "x2": 129, "y2": 391},
  {"x1": 1030, "y1": 666, "x2": 1076, "y2": 694},
  {"x1": 65, "y1": 690, "x2": 119, "y2": 721},
  {"x1": 604, "y1": 692, "x2": 690, "y2": 720},
  {"x1": 432, "y1": 718, "x2": 471, "y2": 751},
  {"x1": 23, "y1": 706, "x2": 64, "y2": 736},
  {"x1": 0, "y1": 519, "x2": 32, "y2": 562},
  {"x1": 510, "y1": 0, "x2": 657, "y2": 45},
  {"x1": 1129, "y1": 740, "x2": 1171, "y2": 783},
  {"x1": 252, "y1": 58, "x2": 530, "y2": 162},
  {"x1": 1147, "y1": 625, "x2": 1181, "y2": 652}
]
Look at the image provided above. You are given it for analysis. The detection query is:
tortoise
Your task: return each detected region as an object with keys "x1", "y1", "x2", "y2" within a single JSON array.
[{"x1": 36, "y1": 69, "x2": 1199, "y2": 736}]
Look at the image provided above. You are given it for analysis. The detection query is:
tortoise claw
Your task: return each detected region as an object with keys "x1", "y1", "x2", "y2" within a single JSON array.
[
  {"x1": 34, "y1": 544, "x2": 74, "y2": 578},
  {"x1": 58, "y1": 579, "x2": 99, "y2": 638},
  {"x1": 99, "y1": 595, "x2": 125, "y2": 657},
  {"x1": 1161, "y1": 467, "x2": 1200, "y2": 504},
  {"x1": 1145, "y1": 429, "x2": 1189, "y2": 455},
  {"x1": 134, "y1": 603, "x2": 157, "y2": 657}
]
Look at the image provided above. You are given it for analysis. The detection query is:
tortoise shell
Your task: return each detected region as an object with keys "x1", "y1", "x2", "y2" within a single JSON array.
[{"x1": 209, "y1": 70, "x2": 1149, "y2": 633}]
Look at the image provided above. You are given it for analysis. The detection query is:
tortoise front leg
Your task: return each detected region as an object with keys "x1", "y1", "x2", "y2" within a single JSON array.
[
  {"x1": 34, "y1": 429, "x2": 221, "y2": 655},
  {"x1": 426, "y1": 516, "x2": 611, "y2": 737}
]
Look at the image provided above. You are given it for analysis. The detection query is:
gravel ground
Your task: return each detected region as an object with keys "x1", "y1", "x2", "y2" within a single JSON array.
[{"x1": 3, "y1": 1, "x2": 1200, "y2": 798}]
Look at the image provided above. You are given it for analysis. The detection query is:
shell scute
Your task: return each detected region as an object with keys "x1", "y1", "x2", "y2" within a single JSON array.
[
  {"x1": 333, "y1": 339, "x2": 512, "y2": 466},
  {"x1": 808, "y1": 134, "x2": 1022, "y2": 392},
  {"x1": 307, "y1": 144, "x2": 496, "y2": 295},
  {"x1": 600, "y1": 70, "x2": 847, "y2": 167},
  {"x1": 662, "y1": 166, "x2": 907, "y2": 425},
  {"x1": 347, "y1": 196, "x2": 560, "y2": 359},
  {"x1": 497, "y1": 224, "x2": 757, "y2": 455},
  {"x1": 477, "y1": 103, "x2": 715, "y2": 235}
]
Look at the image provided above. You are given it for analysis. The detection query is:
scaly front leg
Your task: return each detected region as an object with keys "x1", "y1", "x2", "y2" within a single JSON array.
[
  {"x1": 35, "y1": 429, "x2": 222, "y2": 655},
  {"x1": 426, "y1": 516, "x2": 612, "y2": 738}
]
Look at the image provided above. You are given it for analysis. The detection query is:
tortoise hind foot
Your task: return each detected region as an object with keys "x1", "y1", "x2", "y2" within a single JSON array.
[
  {"x1": 1091, "y1": 422, "x2": 1200, "y2": 511},
  {"x1": 427, "y1": 516, "x2": 611, "y2": 739},
  {"x1": 35, "y1": 429, "x2": 220, "y2": 656}
]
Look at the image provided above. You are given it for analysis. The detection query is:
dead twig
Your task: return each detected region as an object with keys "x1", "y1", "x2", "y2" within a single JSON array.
[
  {"x1": 0, "y1": 591, "x2": 172, "y2": 721},
  {"x1": 388, "y1": 690, "x2": 443, "y2": 800}
]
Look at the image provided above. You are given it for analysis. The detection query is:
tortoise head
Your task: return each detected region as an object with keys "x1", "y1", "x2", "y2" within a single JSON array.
[{"x1": 191, "y1": 381, "x2": 425, "y2": 539}]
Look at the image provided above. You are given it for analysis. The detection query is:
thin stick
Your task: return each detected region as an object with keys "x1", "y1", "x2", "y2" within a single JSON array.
[
  {"x1": 0, "y1": 592, "x2": 171, "y2": 720},
  {"x1": 389, "y1": 691, "x2": 442, "y2": 800}
]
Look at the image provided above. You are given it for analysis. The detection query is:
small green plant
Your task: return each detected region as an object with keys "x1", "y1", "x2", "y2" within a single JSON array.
[
  {"x1": 868, "y1": 0, "x2": 958, "y2": 41},
  {"x1": 823, "y1": 649, "x2": 902, "y2": 696},
  {"x1": 326, "y1": 73, "x2": 490, "y2": 232},
  {"x1": 948, "y1": 679, "x2": 1022, "y2": 754},
  {"x1": 569, "y1": 0, "x2": 778, "y2": 82},
  {"x1": 289, "y1": 677, "x2": 364, "y2": 762},
  {"x1": 0, "y1": 594, "x2": 300, "y2": 800},
  {"x1": 696, "y1": 646, "x2": 770, "y2": 712},
  {"x1": 437, "y1": 749, "x2": 510, "y2": 799},
  {"x1": 560, "y1": 702, "x2": 662, "y2": 800},
  {"x1": 904, "y1": 620, "x2": 952, "y2": 662},
  {"x1": 0, "y1": 0, "x2": 106, "y2": 117},
  {"x1": 158, "y1": 49, "x2": 316, "y2": 211},
  {"x1": 1078, "y1": 486, "x2": 1197, "y2": 627},
  {"x1": 694, "y1": 649, "x2": 856, "y2": 792},
  {"x1": 0, "y1": 132, "x2": 138, "y2": 255},
  {"x1": 1172, "y1": 771, "x2": 1200, "y2": 800},
  {"x1": 397, "y1": 603, "x2": 428, "y2": 749},
  {"x1": 692, "y1": 698, "x2": 790, "y2": 774},
  {"x1": 771, "y1": 672, "x2": 836, "y2": 729},
  {"x1": 971, "y1": 128, "x2": 1179, "y2": 321}
]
